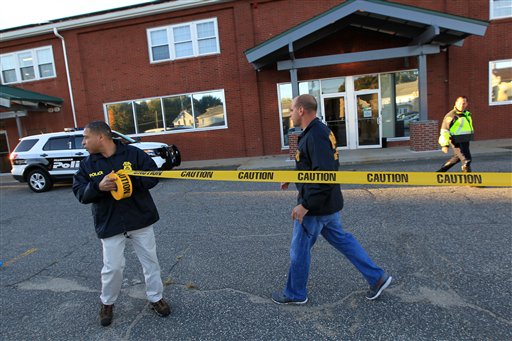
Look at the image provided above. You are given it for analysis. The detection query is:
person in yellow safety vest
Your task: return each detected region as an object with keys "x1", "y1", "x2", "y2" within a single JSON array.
[{"x1": 437, "y1": 96, "x2": 474, "y2": 172}]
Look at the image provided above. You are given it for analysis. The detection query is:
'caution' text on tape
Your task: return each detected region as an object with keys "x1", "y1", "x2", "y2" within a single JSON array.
[{"x1": 122, "y1": 170, "x2": 512, "y2": 187}]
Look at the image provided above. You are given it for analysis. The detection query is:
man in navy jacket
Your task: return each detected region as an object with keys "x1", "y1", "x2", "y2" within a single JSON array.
[
  {"x1": 272, "y1": 95, "x2": 391, "y2": 305},
  {"x1": 73, "y1": 121, "x2": 170, "y2": 326}
]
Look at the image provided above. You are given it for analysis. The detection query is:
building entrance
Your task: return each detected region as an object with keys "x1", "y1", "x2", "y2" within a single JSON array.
[{"x1": 321, "y1": 76, "x2": 381, "y2": 149}]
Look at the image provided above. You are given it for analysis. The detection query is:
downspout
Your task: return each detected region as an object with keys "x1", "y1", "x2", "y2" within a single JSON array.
[{"x1": 53, "y1": 28, "x2": 77, "y2": 128}]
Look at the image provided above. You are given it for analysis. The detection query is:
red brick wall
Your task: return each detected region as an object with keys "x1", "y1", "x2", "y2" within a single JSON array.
[
  {"x1": 409, "y1": 120, "x2": 440, "y2": 152},
  {"x1": 1, "y1": 0, "x2": 510, "y2": 160}
]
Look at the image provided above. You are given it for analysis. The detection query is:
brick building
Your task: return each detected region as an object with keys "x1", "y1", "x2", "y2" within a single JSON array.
[{"x1": 1, "y1": 0, "x2": 511, "y2": 168}]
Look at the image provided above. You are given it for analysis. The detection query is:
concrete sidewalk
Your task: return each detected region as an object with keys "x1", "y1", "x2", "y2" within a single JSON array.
[{"x1": 176, "y1": 138, "x2": 512, "y2": 170}]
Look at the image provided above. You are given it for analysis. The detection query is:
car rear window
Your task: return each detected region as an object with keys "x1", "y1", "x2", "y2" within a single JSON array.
[{"x1": 14, "y1": 139, "x2": 38, "y2": 152}]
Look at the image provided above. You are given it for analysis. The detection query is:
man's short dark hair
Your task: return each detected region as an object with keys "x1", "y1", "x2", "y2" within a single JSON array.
[
  {"x1": 295, "y1": 94, "x2": 317, "y2": 113},
  {"x1": 85, "y1": 121, "x2": 112, "y2": 139}
]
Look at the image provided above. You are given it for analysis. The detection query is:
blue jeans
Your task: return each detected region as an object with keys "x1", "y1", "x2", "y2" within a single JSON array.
[{"x1": 283, "y1": 212, "x2": 385, "y2": 300}]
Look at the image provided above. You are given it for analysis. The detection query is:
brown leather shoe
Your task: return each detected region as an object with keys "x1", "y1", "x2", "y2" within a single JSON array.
[
  {"x1": 151, "y1": 298, "x2": 171, "y2": 317},
  {"x1": 99, "y1": 304, "x2": 113, "y2": 326}
]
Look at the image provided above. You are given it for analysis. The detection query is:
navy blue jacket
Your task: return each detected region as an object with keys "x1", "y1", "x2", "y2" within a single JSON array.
[
  {"x1": 295, "y1": 118, "x2": 344, "y2": 215},
  {"x1": 73, "y1": 141, "x2": 159, "y2": 239}
]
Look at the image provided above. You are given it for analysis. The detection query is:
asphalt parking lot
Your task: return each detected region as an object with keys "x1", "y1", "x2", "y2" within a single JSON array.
[{"x1": 0, "y1": 156, "x2": 511, "y2": 340}]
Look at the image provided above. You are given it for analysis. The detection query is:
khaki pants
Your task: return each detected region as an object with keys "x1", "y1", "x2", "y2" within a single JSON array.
[{"x1": 100, "y1": 225, "x2": 163, "y2": 305}]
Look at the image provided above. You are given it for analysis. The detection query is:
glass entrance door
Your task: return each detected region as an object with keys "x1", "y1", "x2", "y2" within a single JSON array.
[
  {"x1": 323, "y1": 95, "x2": 347, "y2": 148},
  {"x1": 355, "y1": 92, "x2": 381, "y2": 147}
]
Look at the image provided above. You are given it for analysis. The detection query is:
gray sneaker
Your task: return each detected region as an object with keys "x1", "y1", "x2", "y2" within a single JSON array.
[
  {"x1": 271, "y1": 291, "x2": 308, "y2": 305},
  {"x1": 366, "y1": 275, "x2": 392, "y2": 300}
]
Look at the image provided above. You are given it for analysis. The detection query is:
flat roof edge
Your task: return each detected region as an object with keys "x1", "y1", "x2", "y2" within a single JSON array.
[{"x1": 0, "y1": 0, "x2": 234, "y2": 42}]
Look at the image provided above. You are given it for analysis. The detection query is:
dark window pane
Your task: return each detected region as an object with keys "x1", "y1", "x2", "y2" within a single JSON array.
[
  {"x1": 107, "y1": 102, "x2": 135, "y2": 134},
  {"x1": 20, "y1": 66, "x2": 35, "y2": 80},
  {"x1": 2, "y1": 69, "x2": 17, "y2": 83},
  {"x1": 38, "y1": 63, "x2": 54, "y2": 78},
  {"x1": 14, "y1": 139, "x2": 38, "y2": 152},
  {"x1": 43, "y1": 137, "x2": 71, "y2": 151},
  {"x1": 152, "y1": 46, "x2": 170, "y2": 61}
]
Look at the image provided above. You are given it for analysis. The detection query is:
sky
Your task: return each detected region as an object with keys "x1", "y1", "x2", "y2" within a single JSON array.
[{"x1": 0, "y1": 0, "x2": 156, "y2": 30}]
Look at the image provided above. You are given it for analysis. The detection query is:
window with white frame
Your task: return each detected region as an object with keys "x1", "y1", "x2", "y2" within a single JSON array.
[
  {"x1": 490, "y1": 0, "x2": 512, "y2": 19},
  {"x1": 105, "y1": 89, "x2": 227, "y2": 135},
  {"x1": 0, "y1": 46, "x2": 56, "y2": 84},
  {"x1": 147, "y1": 18, "x2": 219, "y2": 63},
  {"x1": 490, "y1": 59, "x2": 512, "y2": 105}
]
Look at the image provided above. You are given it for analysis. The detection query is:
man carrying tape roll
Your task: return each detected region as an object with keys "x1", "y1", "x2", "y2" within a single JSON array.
[{"x1": 72, "y1": 121, "x2": 170, "y2": 327}]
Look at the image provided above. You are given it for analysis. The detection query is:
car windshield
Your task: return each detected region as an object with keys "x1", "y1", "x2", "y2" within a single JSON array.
[{"x1": 112, "y1": 131, "x2": 137, "y2": 144}]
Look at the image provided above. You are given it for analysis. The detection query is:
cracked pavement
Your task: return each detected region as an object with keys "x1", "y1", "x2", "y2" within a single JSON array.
[{"x1": 0, "y1": 156, "x2": 511, "y2": 340}]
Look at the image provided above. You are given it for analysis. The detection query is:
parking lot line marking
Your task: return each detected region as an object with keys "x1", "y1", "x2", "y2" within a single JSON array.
[{"x1": 3, "y1": 248, "x2": 38, "y2": 267}]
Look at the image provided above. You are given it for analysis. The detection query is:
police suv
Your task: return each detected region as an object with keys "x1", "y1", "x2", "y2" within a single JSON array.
[{"x1": 10, "y1": 129, "x2": 181, "y2": 192}]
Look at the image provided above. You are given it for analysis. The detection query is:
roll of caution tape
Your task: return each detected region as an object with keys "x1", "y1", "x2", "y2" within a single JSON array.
[
  {"x1": 110, "y1": 170, "x2": 133, "y2": 200},
  {"x1": 122, "y1": 169, "x2": 512, "y2": 187}
]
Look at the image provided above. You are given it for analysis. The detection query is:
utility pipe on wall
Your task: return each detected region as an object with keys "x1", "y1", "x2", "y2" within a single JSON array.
[{"x1": 53, "y1": 28, "x2": 77, "y2": 128}]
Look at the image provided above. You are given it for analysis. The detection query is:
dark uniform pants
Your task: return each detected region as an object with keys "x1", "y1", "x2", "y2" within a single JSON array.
[{"x1": 437, "y1": 141, "x2": 472, "y2": 172}]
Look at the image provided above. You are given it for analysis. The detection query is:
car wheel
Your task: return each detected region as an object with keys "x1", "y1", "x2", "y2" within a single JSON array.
[{"x1": 27, "y1": 169, "x2": 53, "y2": 193}]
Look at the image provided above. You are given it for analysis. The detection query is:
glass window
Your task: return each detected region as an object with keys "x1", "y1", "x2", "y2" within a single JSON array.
[
  {"x1": 73, "y1": 136, "x2": 84, "y2": 149},
  {"x1": 0, "y1": 46, "x2": 55, "y2": 84},
  {"x1": 36, "y1": 48, "x2": 54, "y2": 78},
  {"x1": 107, "y1": 102, "x2": 136, "y2": 134},
  {"x1": 490, "y1": 0, "x2": 512, "y2": 19},
  {"x1": 134, "y1": 98, "x2": 164, "y2": 133},
  {"x1": 193, "y1": 91, "x2": 226, "y2": 129},
  {"x1": 173, "y1": 26, "x2": 193, "y2": 58},
  {"x1": 354, "y1": 74, "x2": 379, "y2": 91},
  {"x1": 490, "y1": 59, "x2": 512, "y2": 105},
  {"x1": 43, "y1": 137, "x2": 72, "y2": 151},
  {"x1": 18, "y1": 52, "x2": 35, "y2": 81},
  {"x1": 150, "y1": 30, "x2": 170, "y2": 61},
  {"x1": 380, "y1": 70, "x2": 419, "y2": 139},
  {"x1": 197, "y1": 21, "x2": 218, "y2": 54},
  {"x1": 147, "y1": 18, "x2": 219, "y2": 62},
  {"x1": 1, "y1": 55, "x2": 17, "y2": 83},
  {"x1": 277, "y1": 80, "x2": 320, "y2": 148},
  {"x1": 14, "y1": 139, "x2": 38, "y2": 152},
  {"x1": 150, "y1": 29, "x2": 168, "y2": 45},
  {"x1": 105, "y1": 90, "x2": 226, "y2": 136},
  {"x1": 321, "y1": 77, "x2": 346, "y2": 94},
  {"x1": 163, "y1": 95, "x2": 194, "y2": 130}
]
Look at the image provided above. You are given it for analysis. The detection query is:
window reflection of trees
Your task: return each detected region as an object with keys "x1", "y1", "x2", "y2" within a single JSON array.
[
  {"x1": 106, "y1": 90, "x2": 226, "y2": 135},
  {"x1": 354, "y1": 75, "x2": 378, "y2": 90},
  {"x1": 107, "y1": 102, "x2": 136, "y2": 134},
  {"x1": 135, "y1": 99, "x2": 163, "y2": 133}
]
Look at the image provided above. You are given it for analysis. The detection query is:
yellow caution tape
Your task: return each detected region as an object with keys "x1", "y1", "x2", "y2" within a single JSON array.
[
  {"x1": 110, "y1": 170, "x2": 133, "y2": 200},
  {"x1": 121, "y1": 169, "x2": 512, "y2": 187}
]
